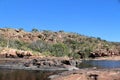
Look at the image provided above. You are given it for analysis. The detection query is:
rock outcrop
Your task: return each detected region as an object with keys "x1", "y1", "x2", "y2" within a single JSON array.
[
  {"x1": 23, "y1": 58, "x2": 81, "y2": 71},
  {"x1": 89, "y1": 48, "x2": 120, "y2": 58},
  {"x1": 0, "y1": 48, "x2": 33, "y2": 58}
]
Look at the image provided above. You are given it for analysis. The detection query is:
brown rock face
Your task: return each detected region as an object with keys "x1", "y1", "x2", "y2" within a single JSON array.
[
  {"x1": 89, "y1": 48, "x2": 120, "y2": 58},
  {"x1": 0, "y1": 28, "x2": 66, "y2": 43},
  {"x1": 0, "y1": 48, "x2": 33, "y2": 58},
  {"x1": 16, "y1": 50, "x2": 33, "y2": 58}
]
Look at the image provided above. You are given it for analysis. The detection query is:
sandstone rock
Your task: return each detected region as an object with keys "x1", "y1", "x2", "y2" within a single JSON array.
[
  {"x1": 0, "y1": 48, "x2": 33, "y2": 58},
  {"x1": 16, "y1": 51, "x2": 33, "y2": 58},
  {"x1": 89, "y1": 48, "x2": 120, "y2": 58}
]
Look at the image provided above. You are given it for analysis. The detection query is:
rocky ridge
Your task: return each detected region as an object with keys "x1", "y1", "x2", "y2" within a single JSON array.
[{"x1": 0, "y1": 28, "x2": 120, "y2": 58}]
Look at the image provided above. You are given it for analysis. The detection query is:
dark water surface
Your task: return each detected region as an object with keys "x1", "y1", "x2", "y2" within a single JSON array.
[
  {"x1": 0, "y1": 69, "x2": 61, "y2": 80},
  {"x1": 0, "y1": 60, "x2": 120, "y2": 80},
  {"x1": 79, "y1": 60, "x2": 120, "y2": 69}
]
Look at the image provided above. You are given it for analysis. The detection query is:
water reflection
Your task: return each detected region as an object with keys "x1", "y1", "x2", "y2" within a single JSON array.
[
  {"x1": 79, "y1": 60, "x2": 120, "y2": 69},
  {"x1": 0, "y1": 69, "x2": 59, "y2": 80}
]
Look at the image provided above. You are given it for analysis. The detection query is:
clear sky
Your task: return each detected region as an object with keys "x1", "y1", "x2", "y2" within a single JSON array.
[{"x1": 0, "y1": 0, "x2": 120, "y2": 42}]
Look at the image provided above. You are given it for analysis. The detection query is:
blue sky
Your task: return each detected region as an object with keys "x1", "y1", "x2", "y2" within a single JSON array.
[{"x1": 0, "y1": 0, "x2": 120, "y2": 42}]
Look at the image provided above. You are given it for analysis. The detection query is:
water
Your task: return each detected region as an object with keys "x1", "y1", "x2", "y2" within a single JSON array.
[
  {"x1": 79, "y1": 60, "x2": 120, "y2": 69},
  {"x1": 0, "y1": 60, "x2": 120, "y2": 80},
  {"x1": 0, "y1": 69, "x2": 60, "y2": 80}
]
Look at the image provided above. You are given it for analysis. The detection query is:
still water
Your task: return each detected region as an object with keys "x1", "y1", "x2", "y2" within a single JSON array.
[
  {"x1": 79, "y1": 60, "x2": 120, "y2": 69},
  {"x1": 0, "y1": 60, "x2": 120, "y2": 80},
  {"x1": 0, "y1": 69, "x2": 60, "y2": 80}
]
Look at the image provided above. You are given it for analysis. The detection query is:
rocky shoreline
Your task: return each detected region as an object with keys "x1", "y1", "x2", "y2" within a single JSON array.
[
  {"x1": 0, "y1": 58, "x2": 81, "y2": 71},
  {"x1": 1, "y1": 57, "x2": 120, "y2": 80},
  {"x1": 49, "y1": 68, "x2": 120, "y2": 80}
]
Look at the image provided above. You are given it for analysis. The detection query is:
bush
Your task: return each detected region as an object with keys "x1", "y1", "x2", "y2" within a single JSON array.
[
  {"x1": 43, "y1": 51, "x2": 51, "y2": 56},
  {"x1": 68, "y1": 52, "x2": 80, "y2": 59},
  {"x1": 0, "y1": 36, "x2": 7, "y2": 47},
  {"x1": 32, "y1": 28, "x2": 39, "y2": 32},
  {"x1": 9, "y1": 40, "x2": 28, "y2": 50},
  {"x1": 19, "y1": 28, "x2": 24, "y2": 31},
  {"x1": 78, "y1": 48, "x2": 92, "y2": 59},
  {"x1": 50, "y1": 43, "x2": 69, "y2": 57},
  {"x1": 29, "y1": 40, "x2": 50, "y2": 53},
  {"x1": 72, "y1": 53, "x2": 81, "y2": 59}
]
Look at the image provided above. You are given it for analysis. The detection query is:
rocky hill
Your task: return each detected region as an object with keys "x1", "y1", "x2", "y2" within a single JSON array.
[{"x1": 0, "y1": 28, "x2": 120, "y2": 59}]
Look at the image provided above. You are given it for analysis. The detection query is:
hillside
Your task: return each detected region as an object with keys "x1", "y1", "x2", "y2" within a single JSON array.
[{"x1": 0, "y1": 28, "x2": 120, "y2": 59}]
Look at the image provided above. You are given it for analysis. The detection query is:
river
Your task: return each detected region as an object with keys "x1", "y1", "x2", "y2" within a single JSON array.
[{"x1": 79, "y1": 60, "x2": 120, "y2": 69}]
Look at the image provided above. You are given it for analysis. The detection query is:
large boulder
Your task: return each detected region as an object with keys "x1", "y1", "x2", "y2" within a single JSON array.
[{"x1": 16, "y1": 50, "x2": 33, "y2": 58}]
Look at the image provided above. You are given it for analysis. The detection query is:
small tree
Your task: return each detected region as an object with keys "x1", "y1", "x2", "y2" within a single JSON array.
[
  {"x1": 19, "y1": 28, "x2": 24, "y2": 31},
  {"x1": 32, "y1": 28, "x2": 39, "y2": 32}
]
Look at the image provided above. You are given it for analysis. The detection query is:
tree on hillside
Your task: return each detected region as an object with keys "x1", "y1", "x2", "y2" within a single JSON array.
[{"x1": 32, "y1": 28, "x2": 39, "y2": 32}]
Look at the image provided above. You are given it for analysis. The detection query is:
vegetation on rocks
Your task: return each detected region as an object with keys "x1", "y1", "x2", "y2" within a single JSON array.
[{"x1": 0, "y1": 28, "x2": 120, "y2": 59}]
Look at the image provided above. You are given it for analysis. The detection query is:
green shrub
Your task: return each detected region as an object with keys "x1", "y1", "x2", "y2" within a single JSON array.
[
  {"x1": 73, "y1": 53, "x2": 81, "y2": 59},
  {"x1": 50, "y1": 43, "x2": 69, "y2": 57},
  {"x1": 43, "y1": 51, "x2": 52, "y2": 56},
  {"x1": 9, "y1": 40, "x2": 28, "y2": 50},
  {"x1": 0, "y1": 36, "x2": 7, "y2": 47},
  {"x1": 19, "y1": 28, "x2": 24, "y2": 31},
  {"x1": 78, "y1": 48, "x2": 92, "y2": 59},
  {"x1": 29, "y1": 40, "x2": 50, "y2": 53},
  {"x1": 32, "y1": 28, "x2": 39, "y2": 32},
  {"x1": 67, "y1": 52, "x2": 80, "y2": 59}
]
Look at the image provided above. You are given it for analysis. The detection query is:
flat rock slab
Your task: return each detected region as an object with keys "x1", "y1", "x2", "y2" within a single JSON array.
[{"x1": 49, "y1": 69, "x2": 120, "y2": 80}]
